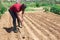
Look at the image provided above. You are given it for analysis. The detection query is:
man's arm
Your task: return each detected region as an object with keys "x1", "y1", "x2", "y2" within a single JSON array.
[{"x1": 22, "y1": 10, "x2": 24, "y2": 18}]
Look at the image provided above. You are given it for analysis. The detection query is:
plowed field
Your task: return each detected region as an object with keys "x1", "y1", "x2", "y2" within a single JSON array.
[{"x1": 0, "y1": 11, "x2": 60, "y2": 40}]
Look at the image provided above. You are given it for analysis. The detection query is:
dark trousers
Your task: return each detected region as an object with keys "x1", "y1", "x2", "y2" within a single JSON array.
[{"x1": 9, "y1": 10, "x2": 20, "y2": 29}]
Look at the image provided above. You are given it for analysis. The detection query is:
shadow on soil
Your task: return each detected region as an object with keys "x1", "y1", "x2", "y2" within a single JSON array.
[{"x1": 3, "y1": 27, "x2": 20, "y2": 33}]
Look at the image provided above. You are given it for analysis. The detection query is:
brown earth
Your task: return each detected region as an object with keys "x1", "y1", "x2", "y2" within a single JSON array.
[{"x1": 0, "y1": 11, "x2": 60, "y2": 40}]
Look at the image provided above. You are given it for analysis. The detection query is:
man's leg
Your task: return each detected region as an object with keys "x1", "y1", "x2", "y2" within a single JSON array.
[
  {"x1": 9, "y1": 10, "x2": 16, "y2": 28},
  {"x1": 9, "y1": 10, "x2": 18, "y2": 33},
  {"x1": 17, "y1": 16, "x2": 23, "y2": 28},
  {"x1": 17, "y1": 17, "x2": 20, "y2": 26},
  {"x1": 16, "y1": 13, "x2": 23, "y2": 28},
  {"x1": 13, "y1": 17, "x2": 16, "y2": 30},
  {"x1": 18, "y1": 16, "x2": 23, "y2": 28}
]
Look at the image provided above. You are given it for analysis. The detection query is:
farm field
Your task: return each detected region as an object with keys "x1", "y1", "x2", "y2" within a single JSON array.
[{"x1": 0, "y1": 11, "x2": 60, "y2": 40}]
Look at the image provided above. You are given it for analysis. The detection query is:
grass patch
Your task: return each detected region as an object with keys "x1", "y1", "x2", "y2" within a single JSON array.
[
  {"x1": 1, "y1": 2, "x2": 60, "y2": 15},
  {"x1": 50, "y1": 5, "x2": 60, "y2": 15},
  {"x1": 0, "y1": 2, "x2": 7, "y2": 17}
]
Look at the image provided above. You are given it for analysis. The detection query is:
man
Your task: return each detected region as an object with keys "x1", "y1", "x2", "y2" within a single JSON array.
[{"x1": 9, "y1": 2, "x2": 26, "y2": 33}]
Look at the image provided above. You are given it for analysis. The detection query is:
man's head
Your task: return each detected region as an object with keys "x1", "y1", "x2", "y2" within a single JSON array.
[
  {"x1": 21, "y1": 4, "x2": 26, "y2": 11},
  {"x1": 16, "y1": 0, "x2": 20, "y2": 3}
]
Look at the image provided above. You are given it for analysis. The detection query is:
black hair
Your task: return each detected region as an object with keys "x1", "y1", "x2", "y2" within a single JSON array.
[{"x1": 21, "y1": 4, "x2": 26, "y2": 11}]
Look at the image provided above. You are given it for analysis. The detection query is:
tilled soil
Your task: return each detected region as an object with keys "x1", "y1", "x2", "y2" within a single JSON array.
[{"x1": 0, "y1": 11, "x2": 60, "y2": 40}]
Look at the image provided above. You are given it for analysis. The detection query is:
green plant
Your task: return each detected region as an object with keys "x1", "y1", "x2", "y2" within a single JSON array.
[
  {"x1": 25, "y1": 7, "x2": 35, "y2": 11},
  {"x1": 0, "y1": 13, "x2": 2, "y2": 19},
  {"x1": 0, "y1": 6, "x2": 7, "y2": 14},
  {"x1": 27, "y1": 2, "x2": 36, "y2": 7},
  {"x1": 35, "y1": 2, "x2": 40, "y2": 7},
  {"x1": 41, "y1": 3, "x2": 50, "y2": 6},
  {"x1": 0, "y1": 3, "x2": 7, "y2": 17},
  {"x1": 2, "y1": 2, "x2": 15, "y2": 8},
  {"x1": 43, "y1": 6, "x2": 51, "y2": 12},
  {"x1": 50, "y1": 5, "x2": 60, "y2": 15},
  {"x1": 43, "y1": 7, "x2": 48, "y2": 12}
]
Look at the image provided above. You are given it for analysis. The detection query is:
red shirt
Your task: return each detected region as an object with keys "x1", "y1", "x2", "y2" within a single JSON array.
[{"x1": 10, "y1": 3, "x2": 22, "y2": 13}]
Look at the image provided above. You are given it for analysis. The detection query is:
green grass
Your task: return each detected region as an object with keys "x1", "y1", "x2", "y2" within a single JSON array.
[
  {"x1": 25, "y1": 7, "x2": 35, "y2": 11},
  {"x1": 50, "y1": 4, "x2": 60, "y2": 15},
  {"x1": 0, "y1": 2, "x2": 7, "y2": 17},
  {"x1": 0, "y1": 2, "x2": 60, "y2": 15},
  {"x1": 2, "y1": 2, "x2": 15, "y2": 8},
  {"x1": 1, "y1": 2, "x2": 52, "y2": 11}
]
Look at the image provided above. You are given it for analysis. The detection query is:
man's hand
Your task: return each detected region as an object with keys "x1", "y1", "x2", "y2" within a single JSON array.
[{"x1": 16, "y1": 12, "x2": 24, "y2": 26}]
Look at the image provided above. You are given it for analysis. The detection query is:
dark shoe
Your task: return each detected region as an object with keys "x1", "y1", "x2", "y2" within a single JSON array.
[
  {"x1": 18, "y1": 25, "x2": 22, "y2": 28},
  {"x1": 18, "y1": 25, "x2": 20, "y2": 27},
  {"x1": 13, "y1": 28, "x2": 18, "y2": 33},
  {"x1": 20, "y1": 26, "x2": 22, "y2": 28}
]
